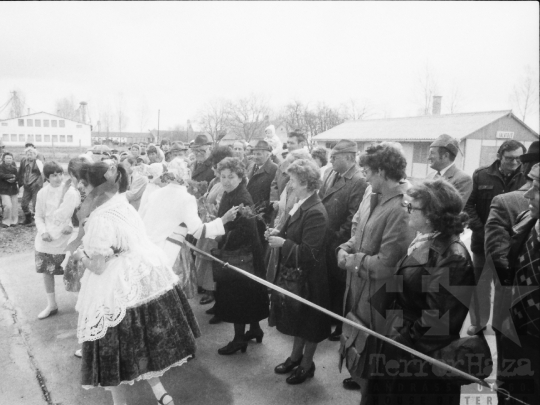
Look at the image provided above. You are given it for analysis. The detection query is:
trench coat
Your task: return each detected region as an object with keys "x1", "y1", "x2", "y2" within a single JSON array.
[
  {"x1": 269, "y1": 192, "x2": 332, "y2": 343},
  {"x1": 214, "y1": 179, "x2": 269, "y2": 324},
  {"x1": 359, "y1": 234, "x2": 475, "y2": 405},
  {"x1": 338, "y1": 181, "x2": 415, "y2": 380},
  {"x1": 426, "y1": 163, "x2": 473, "y2": 207}
]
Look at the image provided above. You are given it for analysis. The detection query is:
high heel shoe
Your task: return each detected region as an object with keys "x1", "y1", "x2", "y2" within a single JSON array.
[
  {"x1": 217, "y1": 341, "x2": 248, "y2": 355},
  {"x1": 286, "y1": 362, "x2": 315, "y2": 385},
  {"x1": 244, "y1": 329, "x2": 264, "y2": 343},
  {"x1": 274, "y1": 355, "x2": 303, "y2": 374}
]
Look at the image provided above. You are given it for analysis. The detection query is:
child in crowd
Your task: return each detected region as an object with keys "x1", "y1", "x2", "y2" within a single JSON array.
[{"x1": 35, "y1": 161, "x2": 81, "y2": 319}]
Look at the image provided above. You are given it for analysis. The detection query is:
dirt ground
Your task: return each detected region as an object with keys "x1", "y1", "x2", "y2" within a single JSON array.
[{"x1": 0, "y1": 204, "x2": 35, "y2": 256}]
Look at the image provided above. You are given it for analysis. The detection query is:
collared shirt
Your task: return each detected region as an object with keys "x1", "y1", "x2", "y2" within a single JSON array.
[
  {"x1": 438, "y1": 162, "x2": 455, "y2": 177},
  {"x1": 288, "y1": 192, "x2": 314, "y2": 217}
]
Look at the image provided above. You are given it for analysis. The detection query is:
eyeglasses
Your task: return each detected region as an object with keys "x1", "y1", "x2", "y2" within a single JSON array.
[
  {"x1": 407, "y1": 203, "x2": 423, "y2": 214},
  {"x1": 502, "y1": 156, "x2": 521, "y2": 163}
]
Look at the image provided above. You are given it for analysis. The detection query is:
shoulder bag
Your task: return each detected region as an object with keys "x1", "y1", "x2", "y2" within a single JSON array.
[{"x1": 211, "y1": 231, "x2": 254, "y2": 283}]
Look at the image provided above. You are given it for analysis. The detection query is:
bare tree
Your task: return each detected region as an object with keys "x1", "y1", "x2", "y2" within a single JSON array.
[
  {"x1": 114, "y1": 93, "x2": 129, "y2": 133},
  {"x1": 197, "y1": 98, "x2": 230, "y2": 143},
  {"x1": 415, "y1": 63, "x2": 438, "y2": 115},
  {"x1": 55, "y1": 95, "x2": 79, "y2": 120},
  {"x1": 99, "y1": 107, "x2": 114, "y2": 135},
  {"x1": 340, "y1": 98, "x2": 372, "y2": 121},
  {"x1": 281, "y1": 99, "x2": 308, "y2": 130},
  {"x1": 138, "y1": 97, "x2": 150, "y2": 133},
  {"x1": 9, "y1": 90, "x2": 26, "y2": 118},
  {"x1": 447, "y1": 83, "x2": 463, "y2": 114},
  {"x1": 227, "y1": 94, "x2": 271, "y2": 143},
  {"x1": 313, "y1": 103, "x2": 345, "y2": 134},
  {"x1": 511, "y1": 65, "x2": 539, "y2": 123}
]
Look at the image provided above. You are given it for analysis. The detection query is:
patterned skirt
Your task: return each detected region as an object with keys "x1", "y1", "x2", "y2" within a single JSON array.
[
  {"x1": 35, "y1": 252, "x2": 65, "y2": 275},
  {"x1": 81, "y1": 284, "x2": 201, "y2": 388}
]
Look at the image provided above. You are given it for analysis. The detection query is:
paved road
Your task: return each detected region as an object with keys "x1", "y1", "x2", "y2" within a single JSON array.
[{"x1": 0, "y1": 235, "x2": 498, "y2": 405}]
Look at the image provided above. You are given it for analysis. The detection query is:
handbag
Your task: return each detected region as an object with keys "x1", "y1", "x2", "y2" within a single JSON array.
[
  {"x1": 63, "y1": 253, "x2": 86, "y2": 293},
  {"x1": 211, "y1": 232, "x2": 254, "y2": 283},
  {"x1": 426, "y1": 333, "x2": 493, "y2": 384},
  {"x1": 272, "y1": 246, "x2": 309, "y2": 312}
]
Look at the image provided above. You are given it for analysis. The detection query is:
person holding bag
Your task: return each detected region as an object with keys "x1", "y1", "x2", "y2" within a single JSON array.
[
  {"x1": 213, "y1": 157, "x2": 269, "y2": 355},
  {"x1": 267, "y1": 159, "x2": 332, "y2": 385},
  {"x1": 360, "y1": 179, "x2": 483, "y2": 405}
]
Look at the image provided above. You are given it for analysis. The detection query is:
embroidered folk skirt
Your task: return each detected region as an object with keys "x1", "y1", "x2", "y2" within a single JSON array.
[{"x1": 81, "y1": 284, "x2": 201, "y2": 388}]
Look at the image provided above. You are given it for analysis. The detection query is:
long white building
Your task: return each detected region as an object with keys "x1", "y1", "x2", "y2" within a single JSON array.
[{"x1": 0, "y1": 112, "x2": 92, "y2": 148}]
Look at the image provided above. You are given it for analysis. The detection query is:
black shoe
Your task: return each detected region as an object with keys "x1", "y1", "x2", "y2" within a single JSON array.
[
  {"x1": 286, "y1": 362, "x2": 315, "y2": 385},
  {"x1": 244, "y1": 329, "x2": 264, "y2": 343},
  {"x1": 197, "y1": 287, "x2": 205, "y2": 294},
  {"x1": 343, "y1": 378, "x2": 361, "y2": 390},
  {"x1": 218, "y1": 341, "x2": 247, "y2": 355},
  {"x1": 205, "y1": 305, "x2": 216, "y2": 315},
  {"x1": 328, "y1": 329, "x2": 341, "y2": 342},
  {"x1": 209, "y1": 315, "x2": 221, "y2": 324},
  {"x1": 0, "y1": 224, "x2": 9, "y2": 229},
  {"x1": 275, "y1": 356, "x2": 303, "y2": 374},
  {"x1": 21, "y1": 213, "x2": 34, "y2": 226}
]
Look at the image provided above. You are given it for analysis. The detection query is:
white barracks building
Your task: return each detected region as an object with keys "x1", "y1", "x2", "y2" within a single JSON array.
[{"x1": 0, "y1": 112, "x2": 92, "y2": 148}]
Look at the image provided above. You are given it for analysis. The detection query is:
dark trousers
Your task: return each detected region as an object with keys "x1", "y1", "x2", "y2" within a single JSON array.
[
  {"x1": 497, "y1": 333, "x2": 540, "y2": 404},
  {"x1": 21, "y1": 182, "x2": 42, "y2": 215},
  {"x1": 326, "y1": 249, "x2": 346, "y2": 330},
  {"x1": 469, "y1": 252, "x2": 492, "y2": 328}
]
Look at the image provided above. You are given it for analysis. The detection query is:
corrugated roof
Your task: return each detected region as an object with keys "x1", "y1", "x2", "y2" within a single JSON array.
[
  {"x1": 312, "y1": 110, "x2": 536, "y2": 142},
  {"x1": 0, "y1": 111, "x2": 91, "y2": 126}
]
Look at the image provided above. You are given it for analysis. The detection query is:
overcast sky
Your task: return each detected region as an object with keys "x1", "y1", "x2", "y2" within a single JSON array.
[{"x1": 1, "y1": 1, "x2": 538, "y2": 132}]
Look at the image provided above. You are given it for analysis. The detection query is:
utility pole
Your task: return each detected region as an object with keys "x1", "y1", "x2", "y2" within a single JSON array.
[{"x1": 157, "y1": 109, "x2": 160, "y2": 143}]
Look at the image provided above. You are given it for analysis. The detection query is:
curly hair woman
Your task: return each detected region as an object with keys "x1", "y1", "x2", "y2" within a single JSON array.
[{"x1": 361, "y1": 178, "x2": 476, "y2": 405}]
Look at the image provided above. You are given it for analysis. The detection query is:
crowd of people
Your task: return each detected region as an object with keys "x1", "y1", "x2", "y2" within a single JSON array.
[{"x1": 0, "y1": 129, "x2": 538, "y2": 405}]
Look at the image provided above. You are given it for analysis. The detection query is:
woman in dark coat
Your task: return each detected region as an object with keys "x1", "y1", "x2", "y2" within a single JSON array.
[
  {"x1": 361, "y1": 179, "x2": 476, "y2": 405},
  {"x1": 267, "y1": 159, "x2": 332, "y2": 385},
  {"x1": 214, "y1": 157, "x2": 269, "y2": 355},
  {"x1": 0, "y1": 152, "x2": 20, "y2": 227}
]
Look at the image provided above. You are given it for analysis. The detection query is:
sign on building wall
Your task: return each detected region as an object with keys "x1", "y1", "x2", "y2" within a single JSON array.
[{"x1": 496, "y1": 131, "x2": 515, "y2": 139}]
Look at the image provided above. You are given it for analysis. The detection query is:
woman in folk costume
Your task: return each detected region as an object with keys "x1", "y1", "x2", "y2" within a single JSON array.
[
  {"x1": 139, "y1": 157, "x2": 237, "y2": 298},
  {"x1": 71, "y1": 161, "x2": 200, "y2": 405}
]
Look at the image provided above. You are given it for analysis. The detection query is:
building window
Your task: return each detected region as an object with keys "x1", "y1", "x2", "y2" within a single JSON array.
[
  {"x1": 44, "y1": 135, "x2": 51, "y2": 142},
  {"x1": 27, "y1": 119, "x2": 33, "y2": 127},
  {"x1": 52, "y1": 120, "x2": 57, "y2": 127},
  {"x1": 60, "y1": 135, "x2": 66, "y2": 142},
  {"x1": 67, "y1": 135, "x2": 73, "y2": 142},
  {"x1": 1, "y1": 123, "x2": 7, "y2": 126},
  {"x1": 18, "y1": 119, "x2": 24, "y2": 126},
  {"x1": 52, "y1": 135, "x2": 58, "y2": 143},
  {"x1": 27, "y1": 134, "x2": 34, "y2": 142},
  {"x1": 11, "y1": 134, "x2": 17, "y2": 141},
  {"x1": 35, "y1": 119, "x2": 41, "y2": 127},
  {"x1": 59, "y1": 120, "x2": 65, "y2": 128},
  {"x1": 412, "y1": 143, "x2": 430, "y2": 164},
  {"x1": 2, "y1": 134, "x2": 8, "y2": 141},
  {"x1": 19, "y1": 134, "x2": 25, "y2": 142},
  {"x1": 44, "y1": 120, "x2": 50, "y2": 127},
  {"x1": 35, "y1": 134, "x2": 42, "y2": 142}
]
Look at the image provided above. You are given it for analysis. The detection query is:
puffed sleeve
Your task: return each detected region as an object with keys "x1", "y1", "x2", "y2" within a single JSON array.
[{"x1": 82, "y1": 215, "x2": 116, "y2": 257}]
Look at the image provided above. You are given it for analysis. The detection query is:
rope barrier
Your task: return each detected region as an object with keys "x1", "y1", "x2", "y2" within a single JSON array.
[{"x1": 184, "y1": 240, "x2": 531, "y2": 405}]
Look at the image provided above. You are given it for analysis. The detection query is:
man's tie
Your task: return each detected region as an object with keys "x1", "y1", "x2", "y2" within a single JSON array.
[{"x1": 332, "y1": 172, "x2": 341, "y2": 187}]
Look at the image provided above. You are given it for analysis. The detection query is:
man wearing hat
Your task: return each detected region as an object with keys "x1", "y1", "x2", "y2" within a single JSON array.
[
  {"x1": 496, "y1": 162, "x2": 540, "y2": 404},
  {"x1": 246, "y1": 139, "x2": 278, "y2": 212},
  {"x1": 319, "y1": 139, "x2": 367, "y2": 342},
  {"x1": 190, "y1": 135, "x2": 214, "y2": 183},
  {"x1": 168, "y1": 141, "x2": 188, "y2": 162},
  {"x1": 464, "y1": 139, "x2": 527, "y2": 336},
  {"x1": 427, "y1": 134, "x2": 472, "y2": 205},
  {"x1": 485, "y1": 141, "x2": 539, "y2": 359}
]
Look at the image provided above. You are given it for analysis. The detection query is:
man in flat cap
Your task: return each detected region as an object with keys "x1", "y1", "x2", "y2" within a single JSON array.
[
  {"x1": 427, "y1": 134, "x2": 472, "y2": 206},
  {"x1": 247, "y1": 140, "x2": 278, "y2": 214},
  {"x1": 190, "y1": 135, "x2": 215, "y2": 183},
  {"x1": 319, "y1": 139, "x2": 367, "y2": 341}
]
